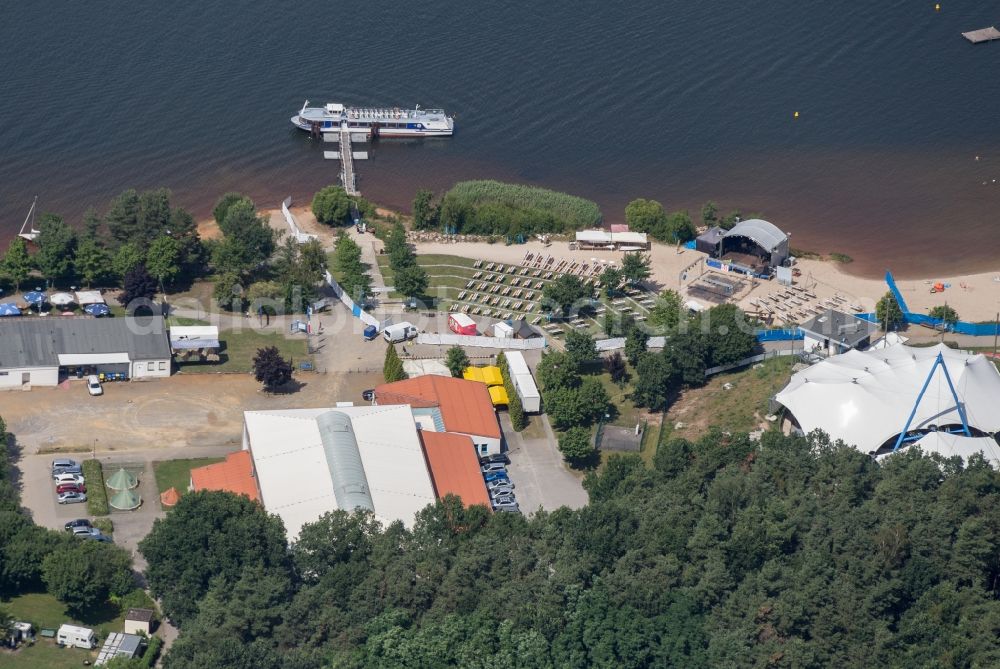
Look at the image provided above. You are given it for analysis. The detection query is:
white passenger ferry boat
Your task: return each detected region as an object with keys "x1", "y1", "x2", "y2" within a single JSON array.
[{"x1": 291, "y1": 101, "x2": 454, "y2": 137}]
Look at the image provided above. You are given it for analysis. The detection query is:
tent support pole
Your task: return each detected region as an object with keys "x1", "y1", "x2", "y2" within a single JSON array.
[{"x1": 892, "y1": 352, "x2": 970, "y2": 451}]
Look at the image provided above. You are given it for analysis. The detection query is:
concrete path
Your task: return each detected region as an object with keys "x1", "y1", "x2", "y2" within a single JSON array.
[{"x1": 501, "y1": 413, "x2": 588, "y2": 514}]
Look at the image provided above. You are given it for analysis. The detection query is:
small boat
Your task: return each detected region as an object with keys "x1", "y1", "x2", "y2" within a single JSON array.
[
  {"x1": 18, "y1": 196, "x2": 40, "y2": 242},
  {"x1": 291, "y1": 101, "x2": 454, "y2": 137}
]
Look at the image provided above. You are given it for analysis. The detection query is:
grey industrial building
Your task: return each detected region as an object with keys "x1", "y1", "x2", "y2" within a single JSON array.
[{"x1": 0, "y1": 316, "x2": 172, "y2": 390}]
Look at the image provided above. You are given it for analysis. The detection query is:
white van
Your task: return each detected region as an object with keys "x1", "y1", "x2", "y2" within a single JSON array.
[
  {"x1": 57, "y1": 624, "x2": 97, "y2": 649},
  {"x1": 383, "y1": 322, "x2": 418, "y2": 343}
]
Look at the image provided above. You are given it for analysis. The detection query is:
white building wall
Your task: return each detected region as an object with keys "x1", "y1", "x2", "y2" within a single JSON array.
[
  {"x1": 0, "y1": 366, "x2": 59, "y2": 389},
  {"x1": 130, "y1": 359, "x2": 171, "y2": 379},
  {"x1": 457, "y1": 432, "x2": 502, "y2": 456}
]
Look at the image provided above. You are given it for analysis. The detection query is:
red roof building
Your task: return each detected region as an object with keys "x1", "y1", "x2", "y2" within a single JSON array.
[
  {"x1": 189, "y1": 451, "x2": 261, "y2": 502},
  {"x1": 375, "y1": 376, "x2": 502, "y2": 456},
  {"x1": 420, "y1": 431, "x2": 491, "y2": 509}
]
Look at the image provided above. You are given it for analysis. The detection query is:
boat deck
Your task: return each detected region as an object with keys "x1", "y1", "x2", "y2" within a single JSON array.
[{"x1": 963, "y1": 27, "x2": 1000, "y2": 43}]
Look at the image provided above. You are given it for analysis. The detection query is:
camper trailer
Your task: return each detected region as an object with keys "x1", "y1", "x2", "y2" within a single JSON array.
[{"x1": 57, "y1": 624, "x2": 97, "y2": 649}]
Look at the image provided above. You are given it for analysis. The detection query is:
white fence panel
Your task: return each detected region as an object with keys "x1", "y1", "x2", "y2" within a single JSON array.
[
  {"x1": 416, "y1": 333, "x2": 547, "y2": 349},
  {"x1": 282, "y1": 197, "x2": 318, "y2": 244},
  {"x1": 323, "y1": 270, "x2": 380, "y2": 327}
]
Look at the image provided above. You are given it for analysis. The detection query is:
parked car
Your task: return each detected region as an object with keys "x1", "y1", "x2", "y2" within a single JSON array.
[
  {"x1": 57, "y1": 491, "x2": 87, "y2": 505},
  {"x1": 491, "y1": 494, "x2": 517, "y2": 506},
  {"x1": 361, "y1": 389, "x2": 375, "y2": 402},
  {"x1": 480, "y1": 453, "x2": 510, "y2": 465},
  {"x1": 79, "y1": 529, "x2": 112, "y2": 543},
  {"x1": 54, "y1": 473, "x2": 86, "y2": 486},
  {"x1": 86, "y1": 374, "x2": 103, "y2": 396},
  {"x1": 73, "y1": 526, "x2": 98, "y2": 537},
  {"x1": 493, "y1": 502, "x2": 520, "y2": 513},
  {"x1": 488, "y1": 486, "x2": 515, "y2": 498},
  {"x1": 51, "y1": 458, "x2": 79, "y2": 472},
  {"x1": 481, "y1": 462, "x2": 507, "y2": 474},
  {"x1": 64, "y1": 518, "x2": 92, "y2": 532},
  {"x1": 483, "y1": 471, "x2": 510, "y2": 483},
  {"x1": 56, "y1": 483, "x2": 86, "y2": 495},
  {"x1": 52, "y1": 466, "x2": 83, "y2": 479},
  {"x1": 486, "y1": 478, "x2": 514, "y2": 490}
]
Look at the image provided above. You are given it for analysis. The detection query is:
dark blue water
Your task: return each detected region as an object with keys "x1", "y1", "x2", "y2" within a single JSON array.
[{"x1": 2, "y1": 1, "x2": 1000, "y2": 277}]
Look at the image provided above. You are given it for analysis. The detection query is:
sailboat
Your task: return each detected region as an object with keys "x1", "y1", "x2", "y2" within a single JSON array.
[{"x1": 18, "y1": 197, "x2": 40, "y2": 242}]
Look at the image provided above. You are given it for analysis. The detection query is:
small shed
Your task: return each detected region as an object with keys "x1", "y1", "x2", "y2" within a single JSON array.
[
  {"x1": 448, "y1": 313, "x2": 477, "y2": 336},
  {"x1": 169, "y1": 326, "x2": 220, "y2": 352},
  {"x1": 510, "y1": 318, "x2": 543, "y2": 339},
  {"x1": 494, "y1": 321, "x2": 514, "y2": 338},
  {"x1": 695, "y1": 226, "x2": 726, "y2": 256},
  {"x1": 488, "y1": 385, "x2": 510, "y2": 406},
  {"x1": 123, "y1": 608, "x2": 155, "y2": 636},
  {"x1": 159, "y1": 487, "x2": 180, "y2": 507}
]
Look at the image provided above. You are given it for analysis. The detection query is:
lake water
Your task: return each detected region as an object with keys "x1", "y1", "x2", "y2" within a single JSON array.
[{"x1": 2, "y1": 1, "x2": 1000, "y2": 278}]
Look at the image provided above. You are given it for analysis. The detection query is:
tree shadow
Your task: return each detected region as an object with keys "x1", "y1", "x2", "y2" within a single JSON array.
[
  {"x1": 5, "y1": 432, "x2": 23, "y2": 493},
  {"x1": 266, "y1": 379, "x2": 307, "y2": 395}
]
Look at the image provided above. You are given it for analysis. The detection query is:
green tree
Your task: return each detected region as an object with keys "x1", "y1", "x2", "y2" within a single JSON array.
[
  {"x1": 876, "y1": 292, "x2": 906, "y2": 331},
  {"x1": 312, "y1": 185, "x2": 353, "y2": 226},
  {"x1": 624, "y1": 198, "x2": 668, "y2": 235},
  {"x1": 298, "y1": 240, "x2": 327, "y2": 280},
  {"x1": 703, "y1": 303, "x2": 756, "y2": 366},
  {"x1": 1, "y1": 237, "x2": 32, "y2": 291},
  {"x1": 542, "y1": 274, "x2": 591, "y2": 317},
  {"x1": 41, "y1": 540, "x2": 134, "y2": 614},
  {"x1": 564, "y1": 329, "x2": 597, "y2": 365},
  {"x1": 105, "y1": 188, "x2": 174, "y2": 249},
  {"x1": 333, "y1": 234, "x2": 372, "y2": 303},
  {"x1": 213, "y1": 192, "x2": 253, "y2": 227},
  {"x1": 213, "y1": 271, "x2": 245, "y2": 312},
  {"x1": 701, "y1": 201, "x2": 719, "y2": 226},
  {"x1": 665, "y1": 331, "x2": 708, "y2": 386},
  {"x1": 599, "y1": 265, "x2": 623, "y2": 297},
  {"x1": 384, "y1": 344, "x2": 407, "y2": 382},
  {"x1": 74, "y1": 236, "x2": 111, "y2": 288},
  {"x1": 412, "y1": 189, "x2": 438, "y2": 230},
  {"x1": 537, "y1": 351, "x2": 581, "y2": 390},
  {"x1": 558, "y1": 427, "x2": 593, "y2": 463},
  {"x1": 648, "y1": 289, "x2": 683, "y2": 331},
  {"x1": 631, "y1": 352, "x2": 676, "y2": 410},
  {"x1": 34, "y1": 214, "x2": 76, "y2": 285},
  {"x1": 621, "y1": 252, "x2": 651, "y2": 286},
  {"x1": 113, "y1": 242, "x2": 145, "y2": 280},
  {"x1": 445, "y1": 346, "x2": 470, "y2": 377},
  {"x1": 394, "y1": 265, "x2": 429, "y2": 299},
  {"x1": 139, "y1": 491, "x2": 291, "y2": 625},
  {"x1": 929, "y1": 305, "x2": 958, "y2": 325},
  {"x1": 213, "y1": 201, "x2": 276, "y2": 274},
  {"x1": 623, "y1": 321, "x2": 647, "y2": 366},
  {"x1": 664, "y1": 211, "x2": 697, "y2": 242},
  {"x1": 508, "y1": 392, "x2": 526, "y2": 431},
  {"x1": 146, "y1": 236, "x2": 182, "y2": 290}
]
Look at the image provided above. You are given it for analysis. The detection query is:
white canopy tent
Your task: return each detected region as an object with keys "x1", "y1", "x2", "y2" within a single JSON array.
[
  {"x1": 775, "y1": 343, "x2": 1000, "y2": 454},
  {"x1": 876, "y1": 432, "x2": 1000, "y2": 468}
]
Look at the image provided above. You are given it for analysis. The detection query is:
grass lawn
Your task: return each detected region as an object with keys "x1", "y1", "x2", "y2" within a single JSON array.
[
  {"x1": 666, "y1": 355, "x2": 796, "y2": 440},
  {"x1": 153, "y1": 457, "x2": 224, "y2": 495},
  {"x1": 1, "y1": 639, "x2": 95, "y2": 669},
  {"x1": 166, "y1": 316, "x2": 209, "y2": 327},
  {"x1": 176, "y1": 330, "x2": 309, "y2": 374},
  {"x1": 3, "y1": 592, "x2": 121, "y2": 638}
]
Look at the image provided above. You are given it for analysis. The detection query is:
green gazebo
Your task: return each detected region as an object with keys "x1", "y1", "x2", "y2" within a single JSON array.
[
  {"x1": 105, "y1": 467, "x2": 138, "y2": 491},
  {"x1": 110, "y1": 487, "x2": 141, "y2": 511}
]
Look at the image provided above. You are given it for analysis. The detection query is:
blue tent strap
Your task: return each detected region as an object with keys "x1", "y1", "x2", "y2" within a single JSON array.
[
  {"x1": 884, "y1": 270, "x2": 910, "y2": 313},
  {"x1": 892, "y1": 352, "x2": 972, "y2": 451}
]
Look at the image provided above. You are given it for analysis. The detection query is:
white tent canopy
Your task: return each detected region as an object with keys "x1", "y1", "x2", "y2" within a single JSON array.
[
  {"x1": 876, "y1": 432, "x2": 1000, "y2": 468},
  {"x1": 776, "y1": 343, "x2": 1000, "y2": 453}
]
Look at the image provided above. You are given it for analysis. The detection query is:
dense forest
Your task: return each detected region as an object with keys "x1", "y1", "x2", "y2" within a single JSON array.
[{"x1": 143, "y1": 429, "x2": 1000, "y2": 668}]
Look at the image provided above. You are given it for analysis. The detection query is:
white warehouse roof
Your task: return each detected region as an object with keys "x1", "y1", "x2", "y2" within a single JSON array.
[
  {"x1": 775, "y1": 343, "x2": 1000, "y2": 454},
  {"x1": 244, "y1": 404, "x2": 437, "y2": 539},
  {"x1": 723, "y1": 219, "x2": 787, "y2": 252}
]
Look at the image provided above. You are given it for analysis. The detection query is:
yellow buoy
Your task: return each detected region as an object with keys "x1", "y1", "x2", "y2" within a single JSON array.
[
  {"x1": 935, "y1": 3, "x2": 940, "y2": 11},
  {"x1": 793, "y1": 111, "x2": 800, "y2": 119}
]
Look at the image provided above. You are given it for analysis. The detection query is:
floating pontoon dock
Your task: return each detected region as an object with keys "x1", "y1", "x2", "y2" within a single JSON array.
[{"x1": 963, "y1": 27, "x2": 1000, "y2": 43}]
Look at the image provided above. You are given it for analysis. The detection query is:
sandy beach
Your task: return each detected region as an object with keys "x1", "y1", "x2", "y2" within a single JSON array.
[{"x1": 410, "y1": 237, "x2": 1000, "y2": 323}]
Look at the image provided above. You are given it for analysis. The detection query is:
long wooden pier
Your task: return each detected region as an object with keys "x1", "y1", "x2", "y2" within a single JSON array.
[
  {"x1": 963, "y1": 26, "x2": 1000, "y2": 43},
  {"x1": 339, "y1": 125, "x2": 358, "y2": 195}
]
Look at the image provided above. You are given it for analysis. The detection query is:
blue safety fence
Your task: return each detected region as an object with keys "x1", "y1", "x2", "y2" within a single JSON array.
[
  {"x1": 683, "y1": 240, "x2": 697, "y2": 250},
  {"x1": 756, "y1": 328, "x2": 804, "y2": 342}
]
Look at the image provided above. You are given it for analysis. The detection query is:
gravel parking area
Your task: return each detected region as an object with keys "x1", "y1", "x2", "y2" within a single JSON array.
[{"x1": 500, "y1": 412, "x2": 588, "y2": 514}]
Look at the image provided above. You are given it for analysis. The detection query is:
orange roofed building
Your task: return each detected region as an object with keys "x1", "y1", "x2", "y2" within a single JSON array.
[
  {"x1": 189, "y1": 450, "x2": 261, "y2": 502},
  {"x1": 375, "y1": 375, "x2": 503, "y2": 456},
  {"x1": 420, "y1": 431, "x2": 491, "y2": 509}
]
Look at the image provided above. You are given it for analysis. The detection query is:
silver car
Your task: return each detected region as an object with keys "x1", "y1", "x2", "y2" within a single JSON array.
[
  {"x1": 489, "y1": 486, "x2": 514, "y2": 498},
  {"x1": 58, "y1": 491, "x2": 87, "y2": 505},
  {"x1": 491, "y1": 494, "x2": 517, "y2": 506}
]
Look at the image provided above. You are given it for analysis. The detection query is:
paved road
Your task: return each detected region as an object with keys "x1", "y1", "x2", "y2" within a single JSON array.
[{"x1": 501, "y1": 412, "x2": 588, "y2": 514}]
